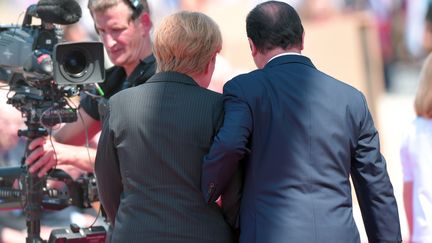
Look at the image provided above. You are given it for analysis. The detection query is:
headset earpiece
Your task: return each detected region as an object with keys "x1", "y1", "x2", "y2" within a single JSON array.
[{"x1": 126, "y1": 0, "x2": 143, "y2": 20}]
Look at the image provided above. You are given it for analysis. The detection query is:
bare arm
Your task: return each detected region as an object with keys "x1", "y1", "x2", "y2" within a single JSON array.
[
  {"x1": 54, "y1": 107, "x2": 101, "y2": 145},
  {"x1": 403, "y1": 181, "x2": 413, "y2": 243}
]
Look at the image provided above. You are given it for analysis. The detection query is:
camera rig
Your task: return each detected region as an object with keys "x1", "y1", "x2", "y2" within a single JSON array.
[
  {"x1": 0, "y1": 1, "x2": 105, "y2": 242},
  {"x1": 0, "y1": 167, "x2": 105, "y2": 243},
  {"x1": 0, "y1": 166, "x2": 99, "y2": 212}
]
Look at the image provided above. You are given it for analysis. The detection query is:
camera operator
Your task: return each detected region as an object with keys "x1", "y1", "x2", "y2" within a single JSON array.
[{"x1": 25, "y1": 0, "x2": 156, "y2": 177}]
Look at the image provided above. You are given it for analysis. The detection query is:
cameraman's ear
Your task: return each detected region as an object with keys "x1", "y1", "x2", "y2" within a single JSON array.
[{"x1": 139, "y1": 12, "x2": 152, "y2": 34}]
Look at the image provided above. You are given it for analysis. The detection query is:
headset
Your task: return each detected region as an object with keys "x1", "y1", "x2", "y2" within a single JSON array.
[
  {"x1": 92, "y1": 0, "x2": 144, "y2": 35},
  {"x1": 126, "y1": 0, "x2": 144, "y2": 20}
]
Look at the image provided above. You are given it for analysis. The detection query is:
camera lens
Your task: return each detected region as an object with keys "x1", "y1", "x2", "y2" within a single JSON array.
[
  {"x1": 54, "y1": 42, "x2": 104, "y2": 85},
  {"x1": 63, "y1": 50, "x2": 87, "y2": 78}
]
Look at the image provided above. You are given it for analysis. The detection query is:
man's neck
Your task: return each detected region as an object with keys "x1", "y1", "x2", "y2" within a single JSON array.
[
  {"x1": 124, "y1": 62, "x2": 140, "y2": 77},
  {"x1": 124, "y1": 48, "x2": 153, "y2": 76},
  {"x1": 267, "y1": 52, "x2": 301, "y2": 64},
  {"x1": 256, "y1": 47, "x2": 302, "y2": 69},
  {"x1": 264, "y1": 48, "x2": 301, "y2": 63}
]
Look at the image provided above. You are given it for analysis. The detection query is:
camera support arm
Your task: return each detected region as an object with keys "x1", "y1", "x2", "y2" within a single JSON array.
[{"x1": 21, "y1": 122, "x2": 48, "y2": 243}]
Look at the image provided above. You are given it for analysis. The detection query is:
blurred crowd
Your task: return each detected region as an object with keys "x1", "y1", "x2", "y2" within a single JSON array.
[
  {"x1": 2, "y1": 0, "x2": 431, "y2": 82},
  {"x1": 1, "y1": 0, "x2": 431, "y2": 92}
]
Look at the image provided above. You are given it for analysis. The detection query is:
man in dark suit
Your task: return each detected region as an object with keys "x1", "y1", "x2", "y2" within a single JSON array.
[
  {"x1": 95, "y1": 11, "x2": 238, "y2": 243},
  {"x1": 201, "y1": 1, "x2": 402, "y2": 243}
]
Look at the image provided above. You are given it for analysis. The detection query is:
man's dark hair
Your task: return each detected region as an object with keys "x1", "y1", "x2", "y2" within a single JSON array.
[
  {"x1": 246, "y1": 1, "x2": 304, "y2": 53},
  {"x1": 426, "y1": 1, "x2": 432, "y2": 23}
]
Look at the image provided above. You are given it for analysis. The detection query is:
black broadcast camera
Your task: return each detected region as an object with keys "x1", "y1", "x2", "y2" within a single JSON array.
[
  {"x1": 0, "y1": 0, "x2": 106, "y2": 242},
  {"x1": 0, "y1": 2, "x2": 104, "y2": 128}
]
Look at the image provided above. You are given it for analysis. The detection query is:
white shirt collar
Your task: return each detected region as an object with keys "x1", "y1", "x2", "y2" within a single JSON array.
[{"x1": 267, "y1": 52, "x2": 302, "y2": 64}]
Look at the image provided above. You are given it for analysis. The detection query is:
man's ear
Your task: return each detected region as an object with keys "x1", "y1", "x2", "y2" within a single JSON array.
[
  {"x1": 139, "y1": 12, "x2": 152, "y2": 34},
  {"x1": 300, "y1": 31, "x2": 305, "y2": 51},
  {"x1": 248, "y1": 38, "x2": 258, "y2": 57}
]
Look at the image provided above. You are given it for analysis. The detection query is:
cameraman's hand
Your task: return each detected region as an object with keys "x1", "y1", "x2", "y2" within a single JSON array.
[
  {"x1": 25, "y1": 136, "x2": 96, "y2": 176},
  {"x1": 25, "y1": 137, "x2": 58, "y2": 177}
]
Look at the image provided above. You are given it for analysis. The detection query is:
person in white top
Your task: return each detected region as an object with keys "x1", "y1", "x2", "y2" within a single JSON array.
[{"x1": 400, "y1": 52, "x2": 432, "y2": 243}]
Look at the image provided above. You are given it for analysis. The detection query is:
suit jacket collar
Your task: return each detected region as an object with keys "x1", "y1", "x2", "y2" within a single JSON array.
[
  {"x1": 146, "y1": 71, "x2": 199, "y2": 87},
  {"x1": 265, "y1": 54, "x2": 316, "y2": 70}
]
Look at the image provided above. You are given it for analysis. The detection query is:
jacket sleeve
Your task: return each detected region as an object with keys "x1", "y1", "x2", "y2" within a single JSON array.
[
  {"x1": 350, "y1": 94, "x2": 402, "y2": 243},
  {"x1": 201, "y1": 80, "x2": 251, "y2": 203},
  {"x1": 220, "y1": 160, "x2": 244, "y2": 230},
  {"x1": 95, "y1": 107, "x2": 123, "y2": 225}
]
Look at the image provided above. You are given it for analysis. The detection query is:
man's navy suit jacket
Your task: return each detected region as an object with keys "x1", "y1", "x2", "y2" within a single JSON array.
[{"x1": 202, "y1": 55, "x2": 402, "y2": 243}]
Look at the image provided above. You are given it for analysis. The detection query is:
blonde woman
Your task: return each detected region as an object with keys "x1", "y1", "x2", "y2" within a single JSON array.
[
  {"x1": 400, "y1": 53, "x2": 432, "y2": 243},
  {"x1": 95, "y1": 11, "x2": 238, "y2": 243}
]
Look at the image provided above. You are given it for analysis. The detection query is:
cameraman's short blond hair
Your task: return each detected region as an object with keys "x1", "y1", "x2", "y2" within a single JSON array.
[
  {"x1": 88, "y1": 0, "x2": 150, "y2": 20},
  {"x1": 153, "y1": 11, "x2": 222, "y2": 75}
]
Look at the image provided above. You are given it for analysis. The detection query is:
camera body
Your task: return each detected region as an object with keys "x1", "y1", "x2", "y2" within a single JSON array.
[
  {"x1": 0, "y1": 24, "x2": 58, "y2": 71},
  {"x1": 0, "y1": 22, "x2": 104, "y2": 87},
  {"x1": 48, "y1": 225, "x2": 107, "y2": 243}
]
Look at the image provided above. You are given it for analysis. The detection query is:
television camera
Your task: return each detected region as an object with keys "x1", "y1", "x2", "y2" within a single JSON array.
[{"x1": 0, "y1": 0, "x2": 106, "y2": 242}]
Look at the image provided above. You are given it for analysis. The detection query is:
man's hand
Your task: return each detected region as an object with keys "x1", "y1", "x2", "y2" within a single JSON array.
[
  {"x1": 25, "y1": 136, "x2": 97, "y2": 175},
  {"x1": 25, "y1": 137, "x2": 57, "y2": 177}
]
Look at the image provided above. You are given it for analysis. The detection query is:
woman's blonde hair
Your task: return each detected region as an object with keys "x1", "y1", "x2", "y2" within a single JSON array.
[
  {"x1": 153, "y1": 11, "x2": 222, "y2": 75},
  {"x1": 414, "y1": 53, "x2": 432, "y2": 118}
]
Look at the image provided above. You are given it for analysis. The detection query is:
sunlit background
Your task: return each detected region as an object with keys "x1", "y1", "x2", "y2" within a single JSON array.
[{"x1": 1, "y1": 0, "x2": 429, "y2": 242}]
